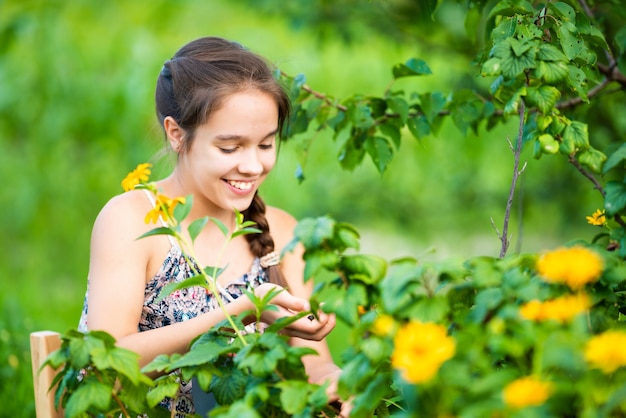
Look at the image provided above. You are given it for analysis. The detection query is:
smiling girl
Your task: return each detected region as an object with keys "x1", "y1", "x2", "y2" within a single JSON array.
[{"x1": 78, "y1": 36, "x2": 347, "y2": 416}]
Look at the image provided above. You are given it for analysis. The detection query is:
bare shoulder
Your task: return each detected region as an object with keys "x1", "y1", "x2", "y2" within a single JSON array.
[
  {"x1": 92, "y1": 189, "x2": 155, "y2": 244},
  {"x1": 265, "y1": 206, "x2": 298, "y2": 250}
]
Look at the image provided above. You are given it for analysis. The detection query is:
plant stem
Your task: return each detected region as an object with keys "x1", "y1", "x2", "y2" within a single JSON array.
[{"x1": 499, "y1": 100, "x2": 526, "y2": 258}]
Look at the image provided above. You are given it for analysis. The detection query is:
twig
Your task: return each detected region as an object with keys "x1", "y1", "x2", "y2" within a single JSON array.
[
  {"x1": 567, "y1": 153, "x2": 626, "y2": 228},
  {"x1": 498, "y1": 100, "x2": 527, "y2": 258}
]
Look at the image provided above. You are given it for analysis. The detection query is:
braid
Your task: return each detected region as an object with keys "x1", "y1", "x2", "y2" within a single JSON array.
[{"x1": 243, "y1": 193, "x2": 288, "y2": 288}]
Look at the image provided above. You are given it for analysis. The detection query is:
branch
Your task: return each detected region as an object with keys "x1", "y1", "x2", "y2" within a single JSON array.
[
  {"x1": 567, "y1": 153, "x2": 626, "y2": 228},
  {"x1": 498, "y1": 100, "x2": 527, "y2": 258}
]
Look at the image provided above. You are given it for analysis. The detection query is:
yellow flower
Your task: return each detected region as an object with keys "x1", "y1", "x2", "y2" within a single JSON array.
[
  {"x1": 586, "y1": 209, "x2": 606, "y2": 226},
  {"x1": 144, "y1": 193, "x2": 186, "y2": 224},
  {"x1": 121, "y1": 163, "x2": 152, "y2": 192},
  {"x1": 536, "y1": 246, "x2": 603, "y2": 290},
  {"x1": 584, "y1": 330, "x2": 626, "y2": 374},
  {"x1": 391, "y1": 321, "x2": 455, "y2": 384},
  {"x1": 519, "y1": 293, "x2": 591, "y2": 323},
  {"x1": 371, "y1": 314, "x2": 395, "y2": 336},
  {"x1": 503, "y1": 376, "x2": 552, "y2": 409}
]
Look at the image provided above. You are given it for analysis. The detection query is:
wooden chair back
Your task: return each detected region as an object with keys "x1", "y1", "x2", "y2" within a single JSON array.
[{"x1": 30, "y1": 330, "x2": 64, "y2": 418}]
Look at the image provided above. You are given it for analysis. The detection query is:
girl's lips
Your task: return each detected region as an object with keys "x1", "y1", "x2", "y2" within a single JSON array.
[{"x1": 224, "y1": 179, "x2": 255, "y2": 193}]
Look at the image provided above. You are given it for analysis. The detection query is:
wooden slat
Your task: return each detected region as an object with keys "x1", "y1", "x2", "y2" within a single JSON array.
[{"x1": 30, "y1": 331, "x2": 64, "y2": 418}]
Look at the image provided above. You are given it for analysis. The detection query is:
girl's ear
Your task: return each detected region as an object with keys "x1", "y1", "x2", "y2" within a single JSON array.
[{"x1": 163, "y1": 116, "x2": 185, "y2": 152}]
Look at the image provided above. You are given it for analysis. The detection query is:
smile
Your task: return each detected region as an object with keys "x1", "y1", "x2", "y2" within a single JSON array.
[{"x1": 226, "y1": 180, "x2": 254, "y2": 191}]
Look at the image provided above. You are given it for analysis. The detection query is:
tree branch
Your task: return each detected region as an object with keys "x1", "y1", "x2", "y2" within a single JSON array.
[{"x1": 498, "y1": 100, "x2": 527, "y2": 258}]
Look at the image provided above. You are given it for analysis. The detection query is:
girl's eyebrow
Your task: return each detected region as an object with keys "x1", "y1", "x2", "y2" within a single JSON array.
[{"x1": 215, "y1": 128, "x2": 278, "y2": 141}]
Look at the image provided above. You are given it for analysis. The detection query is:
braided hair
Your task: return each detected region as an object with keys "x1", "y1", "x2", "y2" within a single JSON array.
[{"x1": 154, "y1": 37, "x2": 291, "y2": 286}]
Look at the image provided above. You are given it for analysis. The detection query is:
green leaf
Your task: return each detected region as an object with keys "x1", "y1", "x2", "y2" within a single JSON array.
[
  {"x1": 167, "y1": 340, "x2": 227, "y2": 369},
  {"x1": 303, "y1": 250, "x2": 340, "y2": 281},
  {"x1": 481, "y1": 57, "x2": 502, "y2": 77},
  {"x1": 188, "y1": 216, "x2": 208, "y2": 242},
  {"x1": 146, "y1": 382, "x2": 179, "y2": 408},
  {"x1": 487, "y1": 0, "x2": 534, "y2": 20},
  {"x1": 211, "y1": 217, "x2": 230, "y2": 237},
  {"x1": 392, "y1": 58, "x2": 432, "y2": 79},
  {"x1": 156, "y1": 274, "x2": 208, "y2": 303},
  {"x1": 338, "y1": 133, "x2": 367, "y2": 171},
  {"x1": 558, "y1": 22, "x2": 583, "y2": 60},
  {"x1": 605, "y1": 181, "x2": 626, "y2": 216},
  {"x1": 364, "y1": 136, "x2": 394, "y2": 174},
  {"x1": 526, "y1": 85, "x2": 560, "y2": 114},
  {"x1": 550, "y1": 1, "x2": 576, "y2": 23},
  {"x1": 562, "y1": 121, "x2": 589, "y2": 151},
  {"x1": 578, "y1": 148, "x2": 607, "y2": 174},
  {"x1": 504, "y1": 87, "x2": 527, "y2": 115},
  {"x1": 499, "y1": 39, "x2": 537, "y2": 78},
  {"x1": 172, "y1": 196, "x2": 192, "y2": 222},
  {"x1": 386, "y1": 96, "x2": 409, "y2": 124},
  {"x1": 276, "y1": 381, "x2": 312, "y2": 414},
  {"x1": 294, "y1": 216, "x2": 335, "y2": 249},
  {"x1": 490, "y1": 16, "x2": 517, "y2": 42},
  {"x1": 566, "y1": 66, "x2": 589, "y2": 101},
  {"x1": 335, "y1": 222, "x2": 361, "y2": 251},
  {"x1": 406, "y1": 296, "x2": 450, "y2": 322},
  {"x1": 91, "y1": 346, "x2": 143, "y2": 385},
  {"x1": 407, "y1": 115, "x2": 430, "y2": 140},
  {"x1": 378, "y1": 121, "x2": 401, "y2": 149},
  {"x1": 538, "y1": 134, "x2": 559, "y2": 154},
  {"x1": 534, "y1": 60, "x2": 568, "y2": 83},
  {"x1": 236, "y1": 343, "x2": 287, "y2": 377},
  {"x1": 211, "y1": 367, "x2": 248, "y2": 405},
  {"x1": 536, "y1": 43, "x2": 568, "y2": 62},
  {"x1": 339, "y1": 254, "x2": 387, "y2": 284},
  {"x1": 136, "y1": 227, "x2": 177, "y2": 241},
  {"x1": 603, "y1": 143, "x2": 626, "y2": 174},
  {"x1": 231, "y1": 227, "x2": 262, "y2": 239},
  {"x1": 419, "y1": 92, "x2": 447, "y2": 124},
  {"x1": 64, "y1": 381, "x2": 112, "y2": 417}
]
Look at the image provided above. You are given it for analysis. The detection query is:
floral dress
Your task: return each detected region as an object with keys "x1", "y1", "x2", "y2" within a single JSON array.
[{"x1": 78, "y1": 196, "x2": 269, "y2": 416}]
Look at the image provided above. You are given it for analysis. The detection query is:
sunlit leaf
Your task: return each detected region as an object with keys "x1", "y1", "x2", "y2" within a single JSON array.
[
  {"x1": 562, "y1": 121, "x2": 589, "y2": 151},
  {"x1": 340, "y1": 254, "x2": 387, "y2": 284},
  {"x1": 526, "y1": 85, "x2": 560, "y2": 114},
  {"x1": 64, "y1": 381, "x2": 112, "y2": 416},
  {"x1": 188, "y1": 216, "x2": 208, "y2": 242},
  {"x1": 392, "y1": 58, "x2": 432, "y2": 79}
]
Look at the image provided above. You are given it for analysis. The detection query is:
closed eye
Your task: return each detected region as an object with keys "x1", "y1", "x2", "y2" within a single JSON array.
[{"x1": 219, "y1": 147, "x2": 237, "y2": 154}]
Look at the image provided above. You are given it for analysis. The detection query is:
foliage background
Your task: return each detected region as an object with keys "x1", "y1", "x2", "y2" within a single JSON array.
[{"x1": 1, "y1": 0, "x2": 622, "y2": 415}]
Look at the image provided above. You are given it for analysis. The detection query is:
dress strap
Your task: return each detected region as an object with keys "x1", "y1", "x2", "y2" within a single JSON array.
[{"x1": 142, "y1": 189, "x2": 176, "y2": 247}]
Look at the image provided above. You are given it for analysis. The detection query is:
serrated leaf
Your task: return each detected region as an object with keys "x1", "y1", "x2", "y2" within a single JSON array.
[
  {"x1": 294, "y1": 216, "x2": 335, "y2": 249},
  {"x1": 364, "y1": 136, "x2": 394, "y2": 174},
  {"x1": 64, "y1": 381, "x2": 112, "y2": 417},
  {"x1": 578, "y1": 148, "x2": 607, "y2": 174},
  {"x1": 392, "y1": 58, "x2": 432, "y2": 79},
  {"x1": 276, "y1": 380, "x2": 312, "y2": 414},
  {"x1": 535, "y1": 60, "x2": 568, "y2": 83},
  {"x1": 536, "y1": 43, "x2": 568, "y2": 62},
  {"x1": 567, "y1": 65, "x2": 589, "y2": 101},
  {"x1": 603, "y1": 143, "x2": 626, "y2": 174},
  {"x1": 146, "y1": 382, "x2": 180, "y2": 408},
  {"x1": 558, "y1": 22, "x2": 582, "y2": 60},
  {"x1": 92, "y1": 346, "x2": 143, "y2": 385},
  {"x1": 340, "y1": 254, "x2": 387, "y2": 284},
  {"x1": 550, "y1": 1, "x2": 576, "y2": 22},
  {"x1": 605, "y1": 181, "x2": 626, "y2": 216},
  {"x1": 188, "y1": 216, "x2": 209, "y2": 242},
  {"x1": 303, "y1": 250, "x2": 340, "y2": 280},
  {"x1": 487, "y1": 0, "x2": 534, "y2": 20},
  {"x1": 527, "y1": 85, "x2": 560, "y2": 114},
  {"x1": 562, "y1": 121, "x2": 589, "y2": 151},
  {"x1": 168, "y1": 340, "x2": 228, "y2": 369},
  {"x1": 482, "y1": 57, "x2": 502, "y2": 77},
  {"x1": 210, "y1": 367, "x2": 248, "y2": 405}
]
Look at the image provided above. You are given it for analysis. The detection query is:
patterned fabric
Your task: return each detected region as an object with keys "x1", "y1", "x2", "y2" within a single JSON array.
[{"x1": 78, "y1": 243, "x2": 269, "y2": 416}]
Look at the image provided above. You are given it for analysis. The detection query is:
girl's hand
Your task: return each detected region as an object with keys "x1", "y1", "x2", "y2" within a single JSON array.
[{"x1": 253, "y1": 283, "x2": 336, "y2": 341}]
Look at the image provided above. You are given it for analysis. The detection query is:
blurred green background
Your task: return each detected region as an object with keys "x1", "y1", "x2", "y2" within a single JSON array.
[{"x1": 2, "y1": 0, "x2": 620, "y2": 415}]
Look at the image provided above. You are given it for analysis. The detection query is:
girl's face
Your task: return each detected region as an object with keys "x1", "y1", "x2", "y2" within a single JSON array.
[{"x1": 176, "y1": 89, "x2": 279, "y2": 216}]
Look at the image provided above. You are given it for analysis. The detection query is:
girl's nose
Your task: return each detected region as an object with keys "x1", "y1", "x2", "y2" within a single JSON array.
[{"x1": 238, "y1": 148, "x2": 264, "y2": 174}]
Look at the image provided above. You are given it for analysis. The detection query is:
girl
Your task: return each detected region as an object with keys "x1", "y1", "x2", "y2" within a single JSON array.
[{"x1": 79, "y1": 36, "x2": 347, "y2": 416}]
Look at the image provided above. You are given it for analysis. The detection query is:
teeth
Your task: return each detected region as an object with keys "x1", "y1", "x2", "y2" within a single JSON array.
[{"x1": 227, "y1": 180, "x2": 253, "y2": 191}]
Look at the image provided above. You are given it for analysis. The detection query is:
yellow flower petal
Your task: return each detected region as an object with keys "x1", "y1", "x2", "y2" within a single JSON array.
[
  {"x1": 391, "y1": 321, "x2": 455, "y2": 384},
  {"x1": 584, "y1": 330, "x2": 626, "y2": 374},
  {"x1": 536, "y1": 246, "x2": 603, "y2": 290},
  {"x1": 503, "y1": 376, "x2": 552, "y2": 409}
]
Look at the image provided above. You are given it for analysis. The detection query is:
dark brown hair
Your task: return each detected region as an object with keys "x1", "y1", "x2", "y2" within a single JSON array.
[{"x1": 155, "y1": 36, "x2": 290, "y2": 287}]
